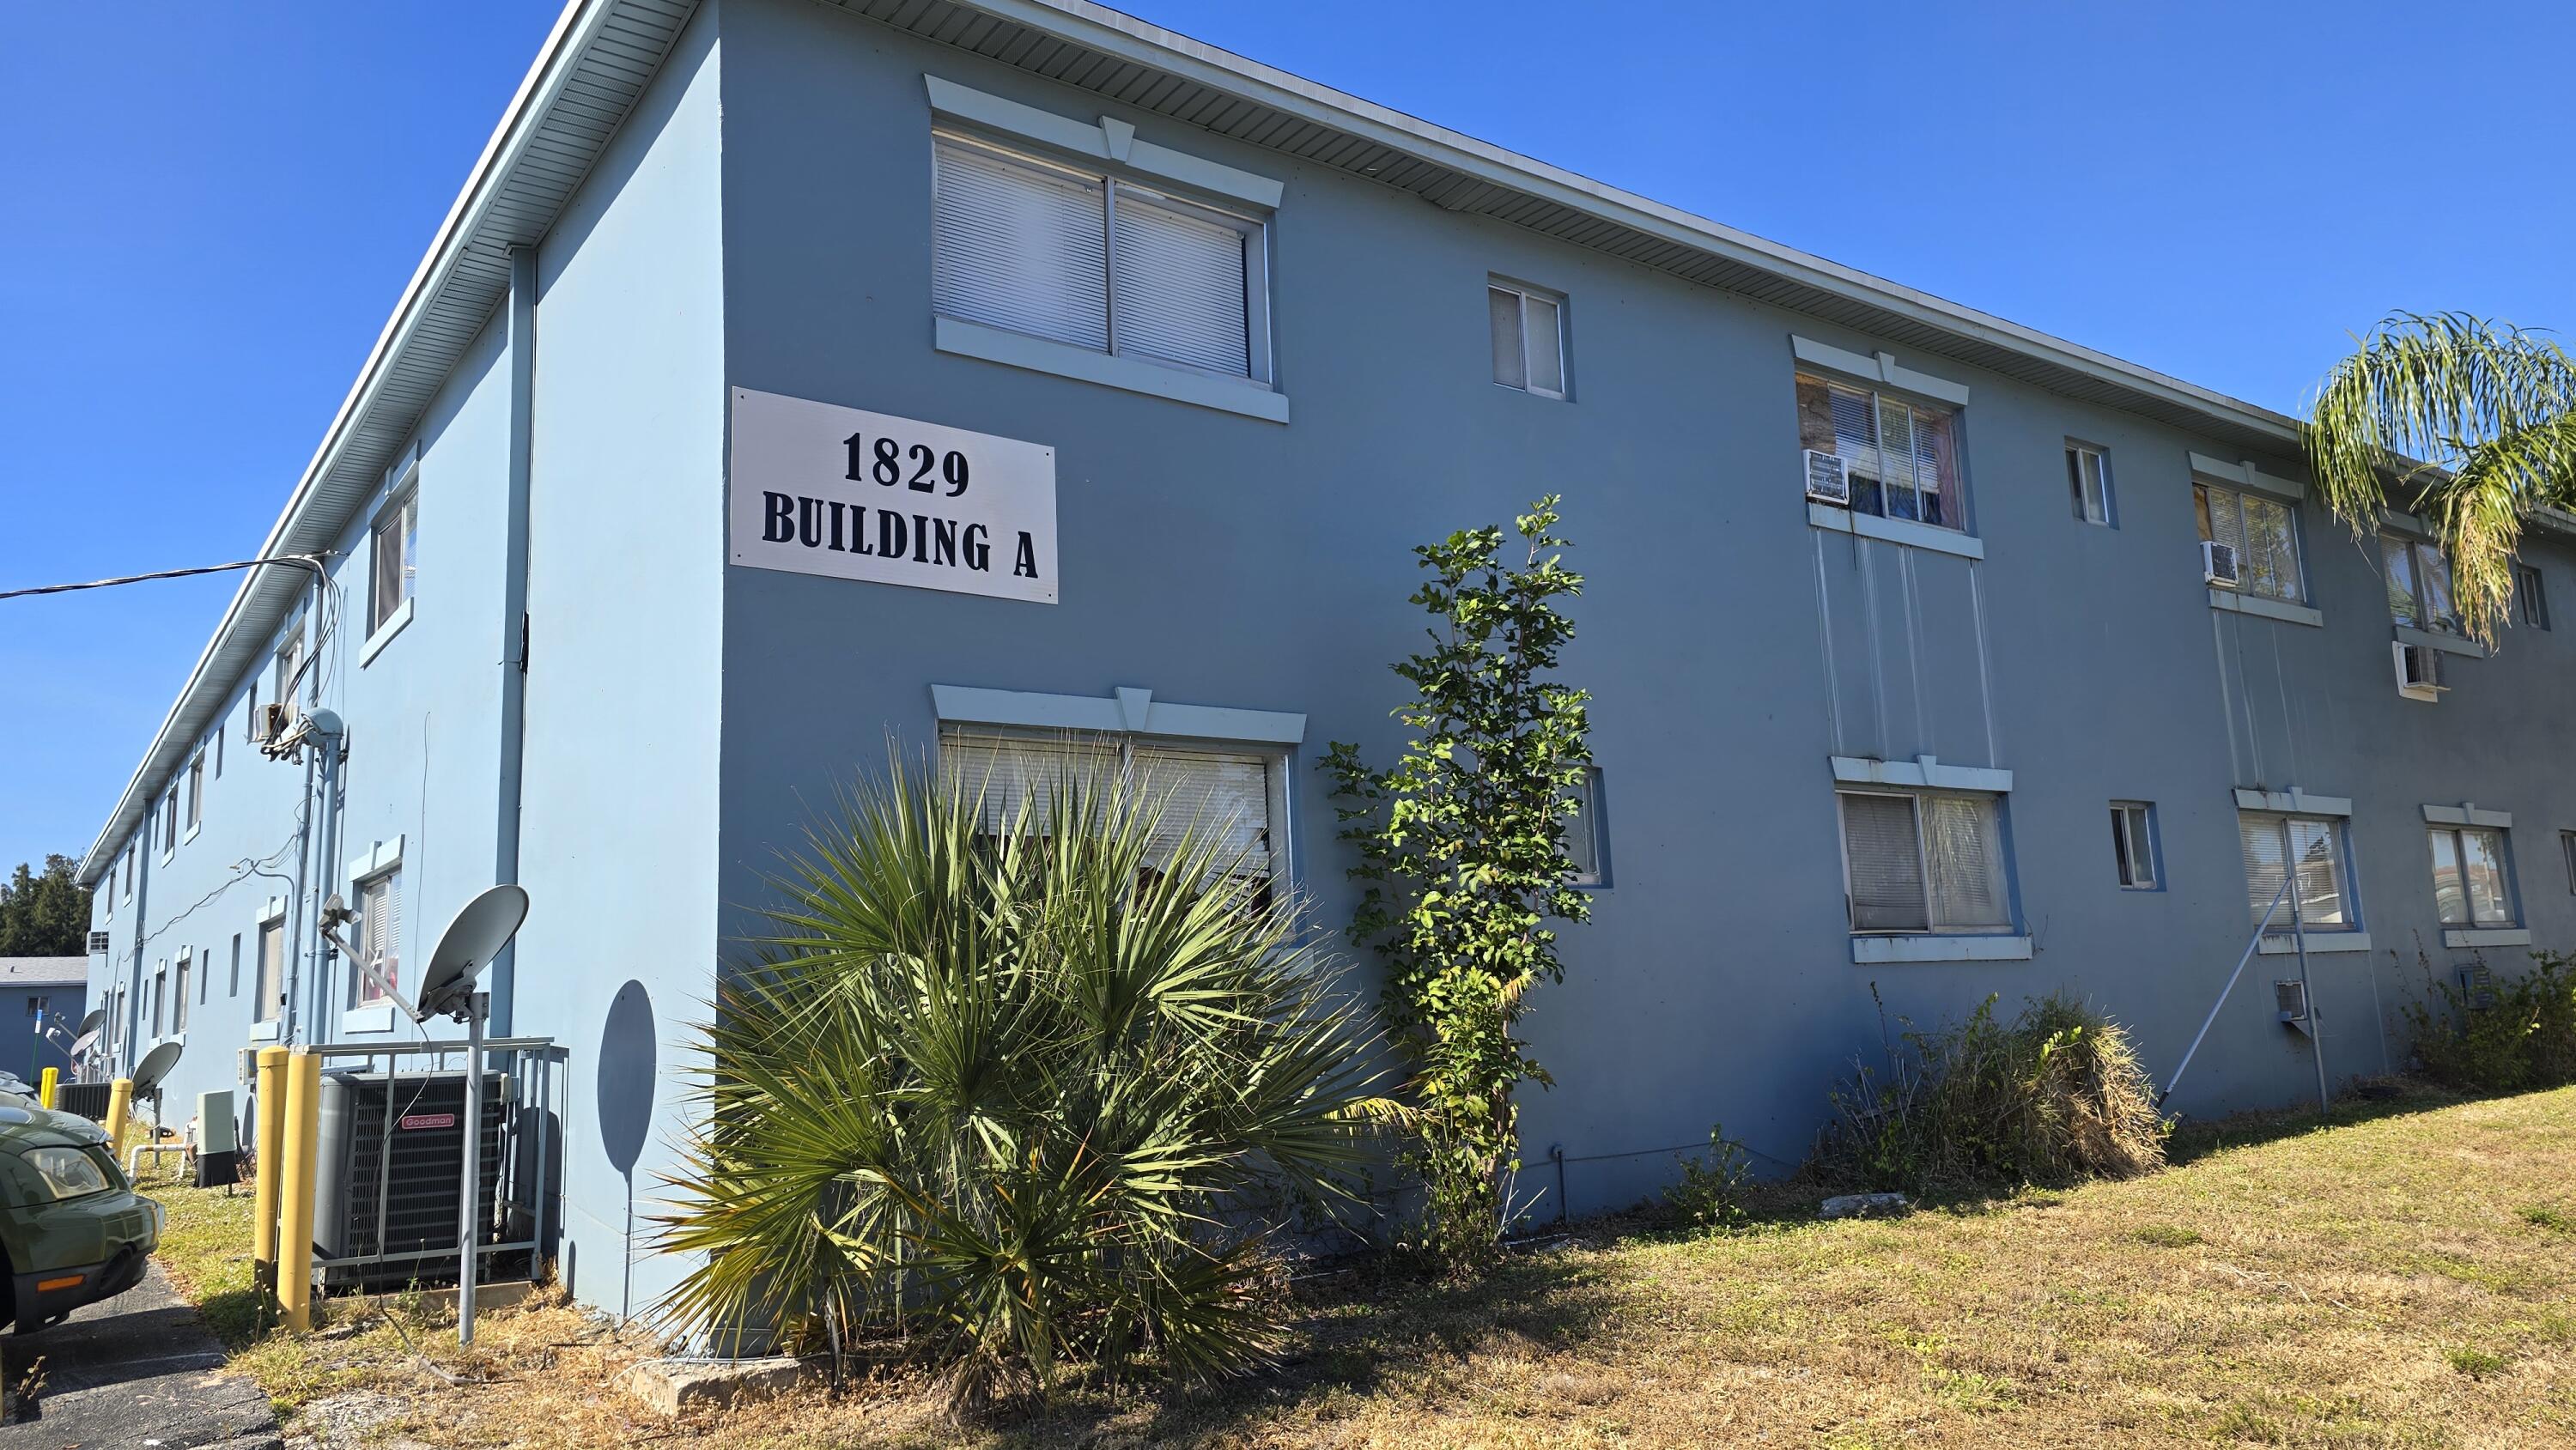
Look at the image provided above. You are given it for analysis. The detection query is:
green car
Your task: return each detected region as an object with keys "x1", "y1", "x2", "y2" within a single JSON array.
[{"x1": 0, "y1": 1097, "x2": 161, "y2": 1332}]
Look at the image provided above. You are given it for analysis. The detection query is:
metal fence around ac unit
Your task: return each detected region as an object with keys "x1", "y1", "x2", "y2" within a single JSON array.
[{"x1": 290, "y1": 1035, "x2": 565, "y2": 1291}]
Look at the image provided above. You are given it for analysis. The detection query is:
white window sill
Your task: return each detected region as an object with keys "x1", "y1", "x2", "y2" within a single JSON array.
[
  {"x1": 2256, "y1": 932, "x2": 2372, "y2": 956},
  {"x1": 1850, "y1": 934, "x2": 2032, "y2": 964},
  {"x1": 2444, "y1": 927, "x2": 2530, "y2": 949},
  {"x1": 1807, "y1": 502, "x2": 1984, "y2": 560},
  {"x1": 2396, "y1": 624, "x2": 2485, "y2": 658},
  {"x1": 2209, "y1": 589, "x2": 2323, "y2": 628},
  {"x1": 359, "y1": 597, "x2": 415, "y2": 667},
  {"x1": 183, "y1": 823, "x2": 202, "y2": 846},
  {"x1": 247, "y1": 1021, "x2": 282, "y2": 1042},
  {"x1": 341, "y1": 1005, "x2": 397, "y2": 1034},
  {"x1": 934, "y1": 317, "x2": 1290, "y2": 424}
]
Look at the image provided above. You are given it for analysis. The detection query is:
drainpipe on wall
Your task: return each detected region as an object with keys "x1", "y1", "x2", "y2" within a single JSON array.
[
  {"x1": 283, "y1": 562, "x2": 331, "y2": 1048},
  {"x1": 489, "y1": 244, "x2": 537, "y2": 1037}
]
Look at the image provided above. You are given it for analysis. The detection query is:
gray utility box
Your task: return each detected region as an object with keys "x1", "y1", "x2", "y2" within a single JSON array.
[{"x1": 313, "y1": 1069, "x2": 507, "y2": 1288}]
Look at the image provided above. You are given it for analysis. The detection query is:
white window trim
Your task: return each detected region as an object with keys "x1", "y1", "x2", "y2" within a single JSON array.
[
  {"x1": 924, "y1": 75, "x2": 1284, "y2": 210},
  {"x1": 2423, "y1": 803, "x2": 2512, "y2": 828},
  {"x1": 935, "y1": 318, "x2": 1290, "y2": 424},
  {"x1": 1808, "y1": 502, "x2": 1985, "y2": 561},
  {"x1": 2189, "y1": 452, "x2": 2305, "y2": 502},
  {"x1": 2445, "y1": 927, "x2": 2531, "y2": 949},
  {"x1": 1489, "y1": 276, "x2": 1569, "y2": 400},
  {"x1": 1831, "y1": 755, "x2": 2012, "y2": 794},
  {"x1": 1835, "y1": 786, "x2": 2018, "y2": 941},
  {"x1": 2208, "y1": 589, "x2": 2323, "y2": 628},
  {"x1": 2257, "y1": 933, "x2": 2373, "y2": 956},
  {"x1": 930, "y1": 683, "x2": 1303, "y2": 744},
  {"x1": 359, "y1": 596, "x2": 416, "y2": 667},
  {"x1": 1790, "y1": 336, "x2": 1971, "y2": 406},
  {"x1": 2395, "y1": 623, "x2": 2485, "y2": 659},
  {"x1": 1852, "y1": 934, "x2": 2032, "y2": 964},
  {"x1": 2233, "y1": 788, "x2": 2352, "y2": 817},
  {"x1": 338, "y1": 836, "x2": 406, "y2": 1029},
  {"x1": 2067, "y1": 440, "x2": 2114, "y2": 526},
  {"x1": 2112, "y1": 801, "x2": 2159, "y2": 890}
]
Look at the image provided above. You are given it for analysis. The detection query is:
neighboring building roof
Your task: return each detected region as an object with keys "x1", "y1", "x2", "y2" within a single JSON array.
[
  {"x1": 0, "y1": 959, "x2": 92, "y2": 990},
  {"x1": 76, "y1": 0, "x2": 2372, "y2": 882}
]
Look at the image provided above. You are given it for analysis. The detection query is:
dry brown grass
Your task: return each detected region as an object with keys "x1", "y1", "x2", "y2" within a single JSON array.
[{"x1": 147, "y1": 1082, "x2": 2576, "y2": 1447}]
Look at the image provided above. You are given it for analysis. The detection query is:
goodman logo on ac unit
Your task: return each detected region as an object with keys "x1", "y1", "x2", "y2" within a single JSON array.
[{"x1": 727, "y1": 387, "x2": 1059, "y2": 604}]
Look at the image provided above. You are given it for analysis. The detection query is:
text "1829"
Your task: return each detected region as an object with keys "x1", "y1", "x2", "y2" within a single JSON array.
[{"x1": 845, "y1": 432, "x2": 969, "y2": 494}]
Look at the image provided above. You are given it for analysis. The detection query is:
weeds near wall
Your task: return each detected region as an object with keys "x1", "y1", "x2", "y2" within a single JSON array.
[
  {"x1": 2403, "y1": 948, "x2": 2576, "y2": 1092},
  {"x1": 1808, "y1": 990, "x2": 2168, "y2": 1195},
  {"x1": 1323, "y1": 496, "x2": 1591, "y2": 1276},
  {"x1": 1664, "y1": 1125, "x2": 1757, "y2": 1235}
]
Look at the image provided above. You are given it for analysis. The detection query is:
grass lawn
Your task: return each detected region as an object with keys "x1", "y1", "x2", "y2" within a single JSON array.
[{"x1": 143, "y1": 1082, "x2": 2576, "y2": 1447}]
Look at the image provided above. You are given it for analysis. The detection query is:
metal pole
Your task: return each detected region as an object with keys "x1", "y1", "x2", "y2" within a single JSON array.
[
  {"x1": 2162, "y1": 875, "x2": 2289, "y2": 1108},
  {"x1": 459, "y1": 992, "x2": 487, "y2": 1345},
  {"x1": 2287, "y1": 858, "x2": 2330, "y2": 1113}
]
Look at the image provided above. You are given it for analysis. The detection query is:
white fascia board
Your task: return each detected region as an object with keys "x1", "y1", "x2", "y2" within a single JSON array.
[
  {"x1": 1851, "y1": 934, "x2": 2032, "y2": 964},
  {"x1": 2422, "y1": 804, "x2": 2512, "y2": 828},
  {"x1": 1832, "y1": 755, "x2": 2013, "y2": 793},
  {"x1": 932, "y1": 684, "x2": 1305, "y2": 744},
  {"x1": 1790, "y1": 336, "x2": 1971, "y2": 406},
  {"x1": 2233, "y1": 788, "x2": 2353, "y2": 817},
  {"x1": 2188, "y1": 451, "x2": 2306, "y2": 501},
  {"x1": 925, "y1": 74, "x2": 1284, "y2": 209}
]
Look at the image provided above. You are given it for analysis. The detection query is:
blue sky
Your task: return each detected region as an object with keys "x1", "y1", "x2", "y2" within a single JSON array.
[{"x1": 3, "y1": 0, "x2": 2570, "y2": 875}]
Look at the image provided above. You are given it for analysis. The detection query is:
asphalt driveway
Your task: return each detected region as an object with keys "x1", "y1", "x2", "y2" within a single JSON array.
[{"x1": 0, "y1": 1259, "x2": 279, "y2": 1447}]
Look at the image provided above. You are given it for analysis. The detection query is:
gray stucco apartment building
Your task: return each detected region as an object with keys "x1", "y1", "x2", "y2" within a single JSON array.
[{"x1": 79, "y1": 0, "x2": 2574, "y2": 1316}]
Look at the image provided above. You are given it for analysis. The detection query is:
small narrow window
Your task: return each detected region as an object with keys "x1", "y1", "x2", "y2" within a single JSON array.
[
  {"x1": 173, "y1": 951, "x2": 191, "y2": 1032},
  {"x1": 230, "y1": 933, "x2": 243, "y2": 997},
  {"x1": 2517, "y1": 564, "x2": 2549, "y2": 630},
  {"x1": 255, "y1": 920, "x2": 284, "y2": 1022},
  {"x1": 2111, "y1": 802, "x2": 2158, "y2": 889},
  {"x1": 350, "y1": 870, "x2": 404, "y2": 1008},
  {"x1": 214, "y1": 719, "x2": 223, "y2": 778},
  {"x1": 185, "y1": 753, "x2": 204, "y2": 831},
  {"x1": 370, "y1": 490, "x2": 418, "y2": 633},
  {"x1": 2428, "y1": 825, "x2": 2516, "y2": 928},
  {"x1": 2067, "y1": 444, "x2": 2112, "y2": 525},
  {"x1": 151, "y1": 962, "x2": 167, "y2": 1038},
  {"x1": 274, "y1": 627, "x2": 305, "y2": 709},
  {"x1": 161, "y1": 792, "x2": 179, "y2": 854},
  {"x1": 1488, "y1": 281, "x2": 1567, "y2": 398},
  {"x1": 1567, "y1": 767, "x2": 1607, "y2": 888}
]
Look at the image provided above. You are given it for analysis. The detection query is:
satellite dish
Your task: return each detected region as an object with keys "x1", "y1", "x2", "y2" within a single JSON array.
[
  {"x1": 414, "y1": 884, "x2": 529, "y2": 1022},
  {"x1": 70, "y1": 1030, "x2": 99, "y2": 1058},
  {"x1": 133, "y1": 1040, "x2": 184, "y2": 1095},
  {"x1": 77, "y1": 1009, "x2": 103, "y2": 1038}
]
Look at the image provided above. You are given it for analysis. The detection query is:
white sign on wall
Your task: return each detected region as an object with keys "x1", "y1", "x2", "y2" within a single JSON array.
[{"x1": 726, "y1": 387, "x2": 1058, "y2": 604}]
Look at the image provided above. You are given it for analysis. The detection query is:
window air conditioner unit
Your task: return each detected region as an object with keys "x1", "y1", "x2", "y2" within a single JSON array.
[
  {"x1": 2394, "y1": 641, "x2": 2445, "y2": 699},
  {"x1": 2201, "y1": 540, "x2": 2240, "y2": 587},
  {"x1": 1802, "y1": 449, "x2": 1852, "y2": 507},
  {"x1": 2274, "y1": 979, "x2": 2309, "y2": 1022},
  {"x1": 86, "y1": 930, "x2": 109, "y2": 954},
  {"x1": 257, "y1": 701, "x2": 295, "y2": 751}
]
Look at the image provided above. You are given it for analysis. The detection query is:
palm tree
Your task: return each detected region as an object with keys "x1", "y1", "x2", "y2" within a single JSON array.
[
  {"x1": 652, "y1": 750, "x2": 1389, "y2": 1412},
  {"x1": 2304, "y1": 312, "x2": 2576, "y2": 640}
]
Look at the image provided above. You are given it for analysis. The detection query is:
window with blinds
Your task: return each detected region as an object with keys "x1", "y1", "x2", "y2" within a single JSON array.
[
  {"x1": 2380, "y1": 534, "x2": 2460, "y2": 634},
  {"x1": 940, "y1": 729, "x2": 1285, "y2": 898},
  {"x1": 256, "y1": 920, "x2": 283, "y2": 1022},
  {"x1": 2427, "y1": 825, "x2": 2515, "y2": 927},
  {"x1": 1838, "y1": 790, "x2": 2011, "y2": 934},
  {"x1": 2196, "y1": 484, "x2": 2302, "y2": 602},
  {"x1": 1489, "y1": 281, "x2": 1566, "y2": 398},
  {"x1": 1795, "y1": 372, "x2": 1963, "y2": 529},
  {"x1": 173, "y1": 950, "x2": 191, "y2": 1033},
  {"x1": 2238, "y1": 812, "x2": 2354, "y2": 932},
  {"x1": 371, "y1": 489, "x2": 418, "y2": 634},
  {"x1": 932, "y1": 134, "x2": 1264, "y2": 382},
  {"x1": 351, "y1": 870, "x2": 403, "y2": 1007}
]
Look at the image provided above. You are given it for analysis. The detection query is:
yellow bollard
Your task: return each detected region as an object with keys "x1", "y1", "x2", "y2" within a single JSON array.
[
  {"x1": 105, "y1": 1078, "x2": 133, "y2": 1159},
  {"x1": 278, "y1": 1051, "x2": 324, "y2": 1332},
  {"x1": 252, "y1": 1047, "x2": 289, "y2": 1295},
  {"x1": 37, "y1": 1067, "x2": 57, "y2": 1110}
]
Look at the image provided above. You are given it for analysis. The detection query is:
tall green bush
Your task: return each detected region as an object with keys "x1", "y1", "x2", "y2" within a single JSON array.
[
  {"x1": 1808, "y1": 992, "x2": 2167, "y2": 1195},
  {"x1": 653, "y1": 756, "x2": 1388, "y2": 1412},
  {"x1": 1323, "y1": 496, "x2": 1591, "y2": 1275},
  {"x1": 2404, "y1": 949, "x2": 2576, "y2": 1092}
]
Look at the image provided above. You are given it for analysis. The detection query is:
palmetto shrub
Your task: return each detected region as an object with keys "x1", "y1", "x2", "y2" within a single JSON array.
[
  {"x1": 652, "y1": 756, "x2": 1388, "y2": 1411},
  {"x1": 1808, "y1": 992, "x2": 2167, "y2": 1195}
]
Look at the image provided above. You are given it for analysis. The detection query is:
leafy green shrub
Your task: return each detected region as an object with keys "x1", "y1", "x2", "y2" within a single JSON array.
[
  {"x1": 1664, "y1": 1125, "x2": 1756, "y2": 1234},
  {"x1": 1807, "y1": 992, "x2": 2168, "y2": 1195},
  {"x1": 2403, "y1": 949, "x2": 2576, "y2": 1092},
  {"x1": 653, "y1": 756, "x2": 1388, "y2": 1412}
]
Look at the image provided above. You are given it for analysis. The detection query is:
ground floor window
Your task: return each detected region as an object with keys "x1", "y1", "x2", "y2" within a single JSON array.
[
  {"x1": 939, "y1": 727, "x2": 1289, "y2": 907},
  {"x1": 350, "y1": 870, "x2": 403, "y2": 1007},
  {"x1": 255, "y1": 919, "x2": 284, "y2": 1022},
  {"x1": 2238, "y1": 811, "x2": 2355, "y2": 932},
  {"x1": 1837, "y1": 789, "x2": 2012, "y2": 934},
  {"x1": 2427, "y1": 825, "x2": 2516, "y2": 928}
]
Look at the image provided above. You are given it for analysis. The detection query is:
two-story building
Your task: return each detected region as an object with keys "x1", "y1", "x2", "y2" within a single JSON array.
[{"x1": 82, "y1": 0, "x2": 2575, "y2": 1319}]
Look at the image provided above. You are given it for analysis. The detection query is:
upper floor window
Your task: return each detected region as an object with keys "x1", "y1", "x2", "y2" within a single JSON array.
[
  {"x1": 2238, "y1": 811, "x2": 2354, "y2": 933},
  {"x1": 2516, "y1": 563, "x2": 2549, "y2": 630},
  {"x1": 160, "y1": 791, "x2": 179, "y2": 856},
  {"x1": 2428, "y1": 824, "x2": 2515, "y2": 928},
  {"x1": 1488, "y1": 280, "x2": 1566, "y2": 398},
  {"x1": 2382, "y1": 534, "x2": 2460, "y2": 634},
  {"x1": 1837, "y1": 789, "x2": 2011, "y2": 934},
  {"x1": 2196, "y1": 483, "x2": 2301, "y2": 603},
  {"x1": 931, "y1": 133, "x2": 1268, "y2": 384},
  {"x1": 1566, "y1": 767, "x2": 1606, "y2": 888},
  {"x1": 24, "y1": 995, "x2": 46, "y2": 1019},
  {"x1": 275, "y1": 627, "x2": 305, "y2": 709},
  {"x1": 371, "y1": 489, "x2": 418, "y2": 633},
  {"x1": 121, "y1": 846, "x2": 133, "y2": 901},
  {"x1": 2066, "y1": 443, "x2": 2113, "y2": 525},
  {"x1": 185, "y1": 753, "x2": 204, "y2": 832},
  {"x1": 2111, "y1": 801, "x2": 2158, "y2": 889},
  {"x1": 255, "y1": 919, "x2": 284, "y2": 1023},
  {"x1": 1795, "y1": 373, "x2": 1961, "y2": 529},
  {"x1": 350, "y1": 869, "x2": 404, "y2": 1009}
]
